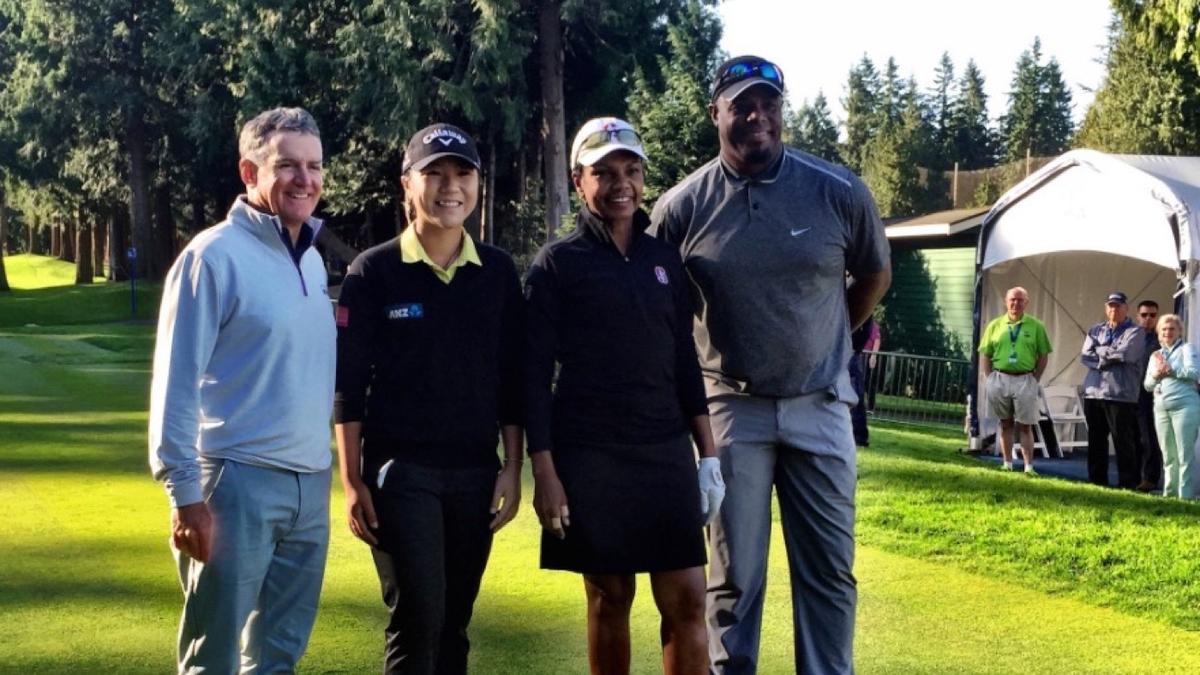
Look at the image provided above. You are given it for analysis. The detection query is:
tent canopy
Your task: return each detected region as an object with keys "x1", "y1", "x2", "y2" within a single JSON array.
[{"x1": 971, "y1": 150, "x2": 1200, "y2": 440}]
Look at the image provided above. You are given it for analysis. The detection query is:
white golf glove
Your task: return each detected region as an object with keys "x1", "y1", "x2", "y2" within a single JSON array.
[{"x1": 698, "y1": 456, "x2": 725, "y2": 526}]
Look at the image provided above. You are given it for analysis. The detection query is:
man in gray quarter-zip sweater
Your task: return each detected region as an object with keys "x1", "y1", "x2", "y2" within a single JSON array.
[{"x1": 148, "y1": 107, "x2": 335, "y2": 674}]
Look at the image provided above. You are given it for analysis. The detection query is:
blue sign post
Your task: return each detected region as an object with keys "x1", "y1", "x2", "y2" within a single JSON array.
[{"x1": 127, "y1": 247, "x2": 137, "y2": 318}]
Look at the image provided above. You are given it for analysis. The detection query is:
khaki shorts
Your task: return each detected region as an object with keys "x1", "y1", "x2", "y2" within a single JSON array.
[{"x1": 986, "y1": 371, "x2": 1041, "y2": 425}]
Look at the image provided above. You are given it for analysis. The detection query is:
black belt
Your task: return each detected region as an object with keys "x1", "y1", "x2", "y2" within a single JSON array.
[{"x1": 996, "y1": 370, "x2": 1033, "y2": 376}]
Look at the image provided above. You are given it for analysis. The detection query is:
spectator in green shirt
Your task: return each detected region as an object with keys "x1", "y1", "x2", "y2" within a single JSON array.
[{"x1": 978, "y1": 286, "x2": 1053, "y2": 473}]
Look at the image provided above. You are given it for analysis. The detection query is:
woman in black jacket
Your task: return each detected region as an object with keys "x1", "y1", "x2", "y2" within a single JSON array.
[
  {"x1": 334, "y1": 123, "x2": 523, "y2": 675},
  {"x1": 524, "y1": 117, "x2": 724, "y2": 675}
]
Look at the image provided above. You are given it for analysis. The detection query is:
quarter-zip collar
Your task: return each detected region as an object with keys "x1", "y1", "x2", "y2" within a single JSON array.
[
  {"x1": 229, "y1": 196, "x2": 324, "y2": 296},
  {"x1": 577, "y1": 206, "x2": 651, "y2": 258},
  {"x1": 1162, "y1": 337, "x2": 1184, "y2": 358},
  {"x1": 231, "y1": 196, "x2": 324, "y2": 252}
]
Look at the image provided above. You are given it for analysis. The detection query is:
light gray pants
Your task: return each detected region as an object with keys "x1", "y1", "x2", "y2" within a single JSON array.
[
  {"x1": 175, "y1": 458, "x2": 331, "y2": 674},
  {"x1": 706, "y1": 387, "x2": 857, "y2": 675}
]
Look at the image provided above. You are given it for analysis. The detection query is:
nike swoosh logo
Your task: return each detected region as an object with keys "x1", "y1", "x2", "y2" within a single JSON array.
[{"x1": 790, "y1": 227, "x2": 810, "y2": 236}]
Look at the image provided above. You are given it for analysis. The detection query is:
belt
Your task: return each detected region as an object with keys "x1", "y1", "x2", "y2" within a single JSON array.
[{"x1": 995, "y1": 370, "x2": 1033, "y2": 376}]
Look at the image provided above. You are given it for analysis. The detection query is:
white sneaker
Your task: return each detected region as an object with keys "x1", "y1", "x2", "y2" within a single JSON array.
[{"x1": 1002, "y1": 462, "x2": 1013, "y2": 471}]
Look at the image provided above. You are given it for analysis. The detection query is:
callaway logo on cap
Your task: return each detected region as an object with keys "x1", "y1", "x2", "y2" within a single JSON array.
[
  {"x1": 403, "y1": 123, "x2": 481, "y2": 173},
  {"x1": 423, "y1": 127, "x2": 469, "y2": 148}
]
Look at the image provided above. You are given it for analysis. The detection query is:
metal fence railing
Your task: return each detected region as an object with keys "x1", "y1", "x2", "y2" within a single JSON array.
[{"x1": 860, "y1": 350, "x2": 970, "y2": 428}]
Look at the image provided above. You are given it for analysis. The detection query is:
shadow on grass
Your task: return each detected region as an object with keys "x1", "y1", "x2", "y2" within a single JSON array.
[
  {"x1": 0, "y1": 451, "x2": 146, "y2": 476},
  {"x1": 465, "y1": 593, "x2": 589, "y2": 673},
  {"x1": 0, "y1": 538, "x2": 174, "y2": 610},
  {"x1": 0, "y1": 283, "x2": 161, "y2": 328}
]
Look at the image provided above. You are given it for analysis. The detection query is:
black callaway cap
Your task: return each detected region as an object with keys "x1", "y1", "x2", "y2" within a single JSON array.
[{"x1": 402, "y1": 123, "x2": 481, "y2": 173}]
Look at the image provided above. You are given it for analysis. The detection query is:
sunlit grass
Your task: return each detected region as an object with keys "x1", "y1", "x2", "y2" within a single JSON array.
[{"x1": 3, "y1": 253, "x2": 105, "y2": 289}]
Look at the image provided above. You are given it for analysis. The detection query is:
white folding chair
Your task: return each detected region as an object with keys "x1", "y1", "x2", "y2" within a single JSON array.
[{"x1": 1037, "y1": 385, "x2": 1089, "y2": 455}]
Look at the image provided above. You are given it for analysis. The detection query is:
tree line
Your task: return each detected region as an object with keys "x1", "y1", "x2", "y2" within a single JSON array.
[
  {"x1": 1, "y1": 0, "x2": 1198, "y2": 292},
  {"x1": 0, "y1": 0, "x2": 729, "y2": 290},
  {"x1": 784, "y1": 39, "x2": 1074, "y2": 220}
]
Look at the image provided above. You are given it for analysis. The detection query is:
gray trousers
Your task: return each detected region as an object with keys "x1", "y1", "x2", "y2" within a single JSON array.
[
  {"x1": 175, "y1": 458, "x2": 331, "y2": 674},
  {"x1": 706, "y1": 387, "x2": 857, "y2": 675}
]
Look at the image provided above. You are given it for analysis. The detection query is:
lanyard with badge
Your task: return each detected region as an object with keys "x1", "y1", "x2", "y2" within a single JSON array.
[{"x1": 1007, "y1": 321, "x2": 1022, "y2": 365}]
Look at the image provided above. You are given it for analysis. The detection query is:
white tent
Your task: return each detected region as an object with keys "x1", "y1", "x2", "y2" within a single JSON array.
[{"x1": 969, "y1": 149, "x2": 1200, "y2": 445}]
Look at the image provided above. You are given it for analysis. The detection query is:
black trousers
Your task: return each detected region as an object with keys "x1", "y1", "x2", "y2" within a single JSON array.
[
  {"x1": 370, "y1": 461, "x2": 496, "y2": 675},
  {"x1": 1084, "y1": 398, "x2": 1141, "y2": 488},
  {"x1": 848, "y1": 352, "x2": 869, "y2": 446},
  {"x1": 1138, "y1": 391, "x2": 1163, "y2": 486}
]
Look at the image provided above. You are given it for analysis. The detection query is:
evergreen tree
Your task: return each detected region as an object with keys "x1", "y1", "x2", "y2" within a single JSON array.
[
  {"x1": 929, "y1": 52, "x2": 956, "y2": 169},
  {"x1": 0, "y1": 0, "x2": 710, "y2": 272},
  {"x1": 1036, "y1": 58, "x2": 1074, "y2": 153},
  {"x1": 0, "y1": 3, "x2": 14, "y2": 291},
  {"x1": 948, "y1": 60, "x2": 996, "y2": 169},
  {"x1": 627, "y1": 0, "x2": 722, "y2": 202},
  {"x1": 1113, "y1": 0, "x2": 1200, "y2": 71},
  {"x1": 862, "y1": 77, "x2": 924, "y2": 219},
  {"x1": 0, "y1": 0, "x2": 175, "y2": 279},
  {"x1": 902, "y1": 77, "x2": 950, "y2": 212},
  {"x1": 841, "y1": 55, "x2": 880, "y2": 172},
  {"x1": 786, "y1": 93, "x2": 840, "y2": 162},
  {"x1": 999, "y1": 40, "x2": 1042, "y2": 162},
  {"x1": 878, "y1": 57, "x2": 904, "y2": 129},
  {"x1": 1075, "y1": 16, "x2": 1200, "y2": 154},
  {"x1": 999, "y1": 38, "x2": 1073, "y2": 162}
]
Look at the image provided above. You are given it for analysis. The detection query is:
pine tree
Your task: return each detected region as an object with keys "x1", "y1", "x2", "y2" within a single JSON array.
[
  {"x1": 1075, "y1": 16, "x2": 1200, "y2": 154},
  {"x1": 1036, "y1": 58, "x2": 1074, "y2": 153},
  {"x1": 948, "y1": 60, "x2": 996, "y2": 169},
  {"x1": 786, "y1": 93, "x2": 840, "y2": 162},
  {"x1": 862, "y1": 76, "x2": 924, "y2": 219},
  {"x1": 929, "y1": 52, "x2": 956, "y2": 169},
  {"x1": 627, "y1": 0, "x2": 722, "y2": 202},
  {"x1": 1112, "y1": 0, "x2": 1200, "y2": 71},
  {"x1": 999, "y1": 38, "x2": 1073, "y2": 162},
  {"x1": 841, "y1": 55, "x2": 881, "y2": 172},
  {"x1": 1000, "y1": 40, "x2": 1042, "y2": 162},
  {"x1": 878, "y1": 57, "x2": 904, "y2": 129}
]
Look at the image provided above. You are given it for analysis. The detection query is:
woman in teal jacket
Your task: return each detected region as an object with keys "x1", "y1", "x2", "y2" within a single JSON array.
[{"x1": 1144, "y1": 313, "x2": 1200, "y2": 499}]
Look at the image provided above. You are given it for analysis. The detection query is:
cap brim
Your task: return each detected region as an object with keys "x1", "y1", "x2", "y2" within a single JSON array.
[
  {"x1": 575, "y1": 143, "x2": 648, "y2": 168},
  {"x1": 405, "y1": 151, "x2": 481, "y2": 173},
  {"x1": 717, "y1": 77, "x2": 784, "y2": 102}
]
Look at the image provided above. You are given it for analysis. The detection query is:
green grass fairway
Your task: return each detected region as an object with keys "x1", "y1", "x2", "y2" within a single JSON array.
[
  {"x1": 4, "y1": 253, "x2": 106, "y2": 289},
  {"x1": 2, "y1": 254, "x2": 158, "y2": 327},
  {"x1": 5, "y1": 279, "x2": 1200, "y2": 672}
]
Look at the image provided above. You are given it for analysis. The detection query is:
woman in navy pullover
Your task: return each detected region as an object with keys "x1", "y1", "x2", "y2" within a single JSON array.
[{"x1": 524, "y1": 118, "x2": 724, "y2": 674}]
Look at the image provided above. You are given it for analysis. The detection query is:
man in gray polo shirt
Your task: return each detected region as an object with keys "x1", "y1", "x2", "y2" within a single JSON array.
[{"x1": 650, "y1": 55, "x2": 891, "y2": 674}]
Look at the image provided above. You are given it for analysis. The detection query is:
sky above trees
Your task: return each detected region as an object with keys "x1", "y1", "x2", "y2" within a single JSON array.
[{"x1": 719, "y1": 0, "x2": 1111, "y2": 125}]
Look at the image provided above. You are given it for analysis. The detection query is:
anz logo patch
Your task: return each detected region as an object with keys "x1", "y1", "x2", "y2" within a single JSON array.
[{"x1": 385, "y1": 303, "x2": 424, "y2": 320}]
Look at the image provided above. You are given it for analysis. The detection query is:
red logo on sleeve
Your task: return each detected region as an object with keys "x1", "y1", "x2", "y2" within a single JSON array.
[{"x1": 336, "y1": 305, "x2": 350, "y2": 327}]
